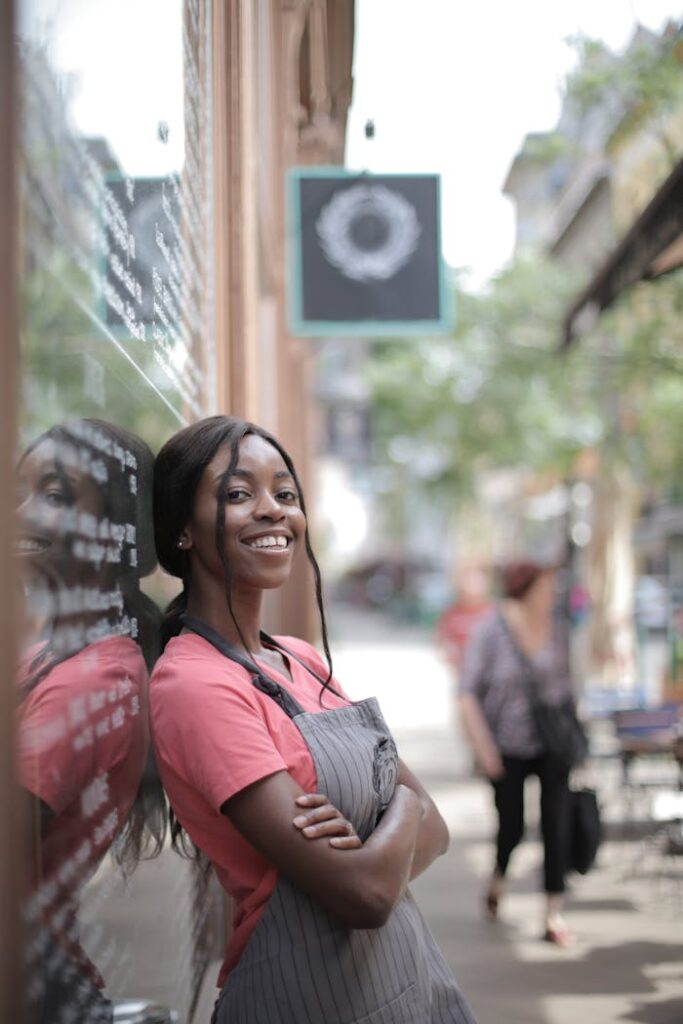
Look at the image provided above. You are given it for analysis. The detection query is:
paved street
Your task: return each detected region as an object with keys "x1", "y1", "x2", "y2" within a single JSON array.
[{"x1": 330, "y1": 608, "x2": 683, "y2": 1024}]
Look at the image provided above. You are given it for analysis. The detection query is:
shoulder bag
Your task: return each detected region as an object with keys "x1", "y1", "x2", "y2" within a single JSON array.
[
  {"x1": 569, "y1": 785, "x2": 601, "y2": 874},
  {"x1": 499, "y1": 613, "x2": 589, "y2": 770}
]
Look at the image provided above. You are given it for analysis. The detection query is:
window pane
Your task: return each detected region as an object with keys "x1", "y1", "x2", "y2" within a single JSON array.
[{"x1": 16, "y1": 3, "x2": 220, "y2": 1021}]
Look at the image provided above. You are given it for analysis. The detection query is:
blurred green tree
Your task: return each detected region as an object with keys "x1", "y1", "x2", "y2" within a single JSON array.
[
  {"x1": 365, "y1": 255, "x2": 683, "y2": 534},
  {"x1": 566, "y1": 27, "x2": 683, "y2": 167},
  {"x1": 367, "y1": 258, "x2": 588, "y2": 502}
]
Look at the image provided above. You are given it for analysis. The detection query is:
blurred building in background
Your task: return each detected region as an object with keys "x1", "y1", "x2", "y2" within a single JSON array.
[
  {"x1": 315, "y1": 332, "x2": 455, "y2": 624},
  {"x1": 503, "y1": 19, "x2": 683, "y2": 703}
]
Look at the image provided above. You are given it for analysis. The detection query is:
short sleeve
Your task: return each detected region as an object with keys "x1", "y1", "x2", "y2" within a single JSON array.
[
  {"x1": 18, "y1": 651, "x2": 138, "y2": 814},
  {"x1": 152, "y1": 661, "x2": 287, "y2": 813},
  {"x1": 458, "y1": 614, "x2": 494, "y2": 699}
]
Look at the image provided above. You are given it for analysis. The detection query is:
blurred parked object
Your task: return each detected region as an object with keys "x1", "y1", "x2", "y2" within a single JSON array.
[
  {"x1": 112, "y1": 1002, "x2": 177, "y2": 1024},
  {"x1": 334, "y1": 555, "x2": 449, "y2": 624},
  {"x1": 613, "y1": 704, "x2": 683, "y2": 831},
  {"x1": 634, "y1": 576, "x2": 669, "y2": 632},
  {"x1": 615, "y1": 704, "x2": 683, "y2": 781},
  {"x1": 623, "y1": 762, "x2": 683, "y2": 911}
]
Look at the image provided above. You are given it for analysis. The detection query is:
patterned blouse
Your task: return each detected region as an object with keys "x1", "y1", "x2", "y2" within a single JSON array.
[{"x1": 459, "y1": 608, "x2": 573, "y2": 759}]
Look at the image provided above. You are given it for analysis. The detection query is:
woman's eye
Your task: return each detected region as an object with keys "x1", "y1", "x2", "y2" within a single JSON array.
[
  {"x1": 44, "y1": 489, "x2": 67, "y2": 507},
  {"x1": 276, "y1": 489, "x2": 298, "y2": 503},
  {"x1": 227, "y1": 488, "x2": 250, "y2": 501}
]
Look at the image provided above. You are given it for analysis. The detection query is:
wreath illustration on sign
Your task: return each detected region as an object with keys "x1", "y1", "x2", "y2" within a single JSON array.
[{"x1": 315, "y1": 184, "x2": 422, "y2": 282}]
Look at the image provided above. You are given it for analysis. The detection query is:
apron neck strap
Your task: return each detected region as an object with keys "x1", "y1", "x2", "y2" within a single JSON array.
[
  {"x1": 181, "y1": 614, "x2": 305, "y2": 719},
  {"x1": 261, "y1": 632, "x2": 346, "y2": 703}
]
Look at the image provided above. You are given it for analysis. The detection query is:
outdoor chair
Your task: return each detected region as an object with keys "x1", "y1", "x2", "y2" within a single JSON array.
[{"x1": 612, "y1": 704, "x2": 683, "y2": 822}]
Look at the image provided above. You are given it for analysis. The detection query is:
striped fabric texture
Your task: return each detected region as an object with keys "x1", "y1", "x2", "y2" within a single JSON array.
[{"x1": 214, "y1": 697, "x2": 477, "y2": 1024}]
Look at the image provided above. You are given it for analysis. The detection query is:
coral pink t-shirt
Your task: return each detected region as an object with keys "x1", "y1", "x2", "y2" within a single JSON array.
[
  {"x1": 149, "y1": 632, "x2": 349, "y2": 985},
  {"x1": 18, "y1": 635, "x2": 149, "y2": 985}
]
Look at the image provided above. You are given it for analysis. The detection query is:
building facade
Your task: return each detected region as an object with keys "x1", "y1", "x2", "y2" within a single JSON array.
[
  {"x1": 0, "y1": 1, "x2": 354, "y2": 1019},
  {"x1": 502, "y1": 21, "x2": 683, "y2": 698}
]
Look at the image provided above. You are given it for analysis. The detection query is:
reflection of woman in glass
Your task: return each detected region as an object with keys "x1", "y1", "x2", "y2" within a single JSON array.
[
  {"x1": 16, "y1": 420, "x2": 160, "y2": 1023},
  {"x1": 150, "y1": 416, "x2": 477, "y2": 1024}
]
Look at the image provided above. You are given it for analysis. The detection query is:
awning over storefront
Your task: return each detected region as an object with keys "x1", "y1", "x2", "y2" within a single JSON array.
[{"x1": 563, "y1": 155, "x2": 683, "y2": 347}]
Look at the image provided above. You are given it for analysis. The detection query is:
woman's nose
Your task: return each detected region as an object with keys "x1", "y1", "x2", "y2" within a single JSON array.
[
  {"x1": 16, "y1": 492, "x2": 39, "y2": 525},
  {"x1": 253, "y1": 491, "x2": 283, "y2": 519}
]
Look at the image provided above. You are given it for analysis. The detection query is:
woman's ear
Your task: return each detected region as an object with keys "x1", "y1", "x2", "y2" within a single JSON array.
[{"x1": 177, "y1": 529, "x2": 192, "y2": 551}]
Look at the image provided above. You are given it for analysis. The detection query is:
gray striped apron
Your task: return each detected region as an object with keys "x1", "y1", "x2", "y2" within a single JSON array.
[{"x1": 183, "y1": 620, "x2": 476, "y2": 1024}]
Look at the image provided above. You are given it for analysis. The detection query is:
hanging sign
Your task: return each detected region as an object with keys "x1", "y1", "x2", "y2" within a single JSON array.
[{"x1": 288, "y1": 170, "x2": 451, "y2": 336}]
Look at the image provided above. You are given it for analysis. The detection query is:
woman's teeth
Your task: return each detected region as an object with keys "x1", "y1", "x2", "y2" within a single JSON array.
[
  {"x1": 15, "y1": 537, "x2": 50, "y2": 553},
  {"x1": 248, "y1": 536, "x2": 288, "y2": 549}
]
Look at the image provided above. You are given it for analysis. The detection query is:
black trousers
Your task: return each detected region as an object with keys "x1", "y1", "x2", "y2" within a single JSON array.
[{"x1": 492, "y1": 754, "x2": 570, "y2": 894}]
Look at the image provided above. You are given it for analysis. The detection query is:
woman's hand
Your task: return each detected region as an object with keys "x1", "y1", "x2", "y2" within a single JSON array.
[
  {"x1": 480, "y1": 751, "x2": 505, "y2": 781},
  {"x1": 293, "y1": 792, "x2": 362, "y2": 849},
  {"x1": 458, "y1": 692, "x2": 505, "y2": 781},
  {"x1": 225, "y1": 771, "x2": 421, "y2": 928}
]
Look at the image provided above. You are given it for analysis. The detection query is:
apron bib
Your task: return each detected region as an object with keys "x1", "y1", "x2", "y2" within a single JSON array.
[{"x1": 183, "y1": 618, "x2": 476, "y2": 1024}]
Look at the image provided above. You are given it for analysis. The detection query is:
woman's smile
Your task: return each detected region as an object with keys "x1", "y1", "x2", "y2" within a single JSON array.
[
  {"x1": 241, "y1": 531, "x2": 293, "y2": 553},
  {"x1": 15, "y1": 534, "x2": 52, "y2": 557},
  {"x1": 184, "y1": 433, "x2": 306, "y2": 593}
]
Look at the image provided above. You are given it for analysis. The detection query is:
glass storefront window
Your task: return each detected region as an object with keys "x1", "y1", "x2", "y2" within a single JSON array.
[{"x1": 15, "y1": 2, "x2": 221, "y2": 1020}]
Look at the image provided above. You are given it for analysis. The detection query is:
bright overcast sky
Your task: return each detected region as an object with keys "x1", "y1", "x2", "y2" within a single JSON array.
[{"x1": 346, "y1": 0, "x2": 683, "y2": 287}]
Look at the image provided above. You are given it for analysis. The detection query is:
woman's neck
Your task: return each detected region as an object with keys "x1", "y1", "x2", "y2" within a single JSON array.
[
  {"x1": 185, "y1": 587, "x2": 264, "y2": 653},
  {"x1": 502, "y1": 598, "x2": 551, "y2": 656},
  {"x1": 504, "y1": 595, "x2": 543, "y2": 620}
]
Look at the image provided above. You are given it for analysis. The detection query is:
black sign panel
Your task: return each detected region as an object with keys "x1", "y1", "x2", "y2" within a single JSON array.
[{"x1": 288, "y1": 171, "x2": 450, "y2": 336}]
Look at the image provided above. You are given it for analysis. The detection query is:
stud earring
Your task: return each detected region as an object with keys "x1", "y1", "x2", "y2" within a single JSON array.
[{"x1": 177, "y1": 539, "x2": 185, "y2": 550}]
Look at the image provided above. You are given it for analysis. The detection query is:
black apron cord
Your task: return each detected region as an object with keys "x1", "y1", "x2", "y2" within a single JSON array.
[
  {"x1": 259, "y1": 631, "x2": 347, "y2": 703},
  {"x1": 181, "y1": 614, "x2": 305, "y2": 719}
]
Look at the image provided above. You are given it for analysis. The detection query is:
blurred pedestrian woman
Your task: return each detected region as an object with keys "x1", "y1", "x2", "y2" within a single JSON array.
[
  {"x1": 149, "y1": 415, "x2": 477, "y2": 1024},
  {"x1": 458, "y1": 561, "x2": 575, "y2": 946}
]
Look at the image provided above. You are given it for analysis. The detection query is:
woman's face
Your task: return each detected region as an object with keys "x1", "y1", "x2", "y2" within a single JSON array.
[
  {"x1": 15, "y1": 437, "x2": 106, "y2": 586},
  {"x1": 184, "y1": 433, "x2": 306, "y2": 595}
]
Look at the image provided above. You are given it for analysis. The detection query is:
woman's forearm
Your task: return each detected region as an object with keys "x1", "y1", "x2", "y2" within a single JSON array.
[
  {"x1": 408, "y1": 803, "x2": 449, "y2": 880},
  {"x1": 459, "y1": 693, "x2": 503, "y2": 778},
  {"x1": 226, "y1": 774, "x2": 421, "y2": 929},
  {"x1": 394, "y1": 759, "x2": 449, "y2": 880},
  {"x1": 355, "y1": 783, "x2": 421, "y2": 922}
]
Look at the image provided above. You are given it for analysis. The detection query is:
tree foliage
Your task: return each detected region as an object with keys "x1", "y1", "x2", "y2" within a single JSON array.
[
  {"x1": 366, "y1": 257, "x2": 683, "y2": 522},
  {"x1": 368, "y1": 258, "x2": 588, "y2": 502},
  {"x1": 366, "y1": 22, "x2": 683, "y2": 536},
  {"x1": 595, "y1": 270, "x2": 683, "y2": 497},
  {"x1": 566, "y1": 26, "x2": 683, "y2": 164}
]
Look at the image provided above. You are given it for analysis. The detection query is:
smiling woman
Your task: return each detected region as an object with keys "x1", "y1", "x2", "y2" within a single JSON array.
[
  {"x1": 148, "y1": 414, "x2": 478, "y2": 1024},
  {"x1": 179, "y1": 433, "x2": 306, "y2": 617}
]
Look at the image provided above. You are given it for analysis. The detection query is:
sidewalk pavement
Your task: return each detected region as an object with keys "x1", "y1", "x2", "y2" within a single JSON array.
[{"x1": 331, "y1": 608, "x2": 683, "y2": 1024}]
